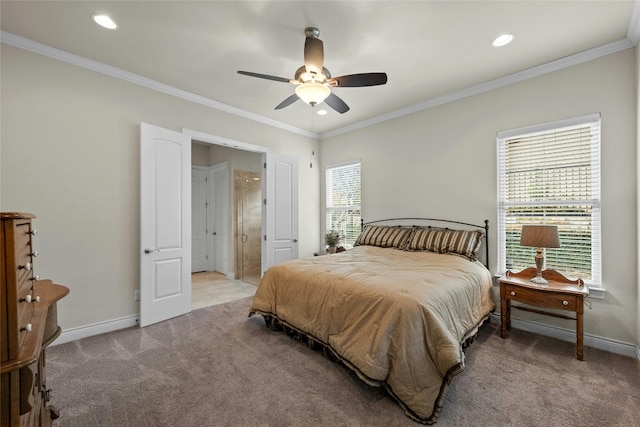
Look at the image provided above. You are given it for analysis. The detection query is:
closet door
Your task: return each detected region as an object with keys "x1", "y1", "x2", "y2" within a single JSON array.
[
  {"x1": 192, "y1": 167, "x2": 208, "y2": 273},
  {"x1": 210, "y1": 163, "x2": 229, "y2": 275}
]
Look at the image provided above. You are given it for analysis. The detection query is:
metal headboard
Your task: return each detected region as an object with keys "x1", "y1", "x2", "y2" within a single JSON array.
[{"x1": 361, "y1": 217, "x2": 490, "y2": 269}]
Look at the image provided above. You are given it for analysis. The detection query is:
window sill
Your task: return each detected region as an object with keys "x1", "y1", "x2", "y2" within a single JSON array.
[{"x1": 586, "y1": 286, "x2": 606, "y2": 299}]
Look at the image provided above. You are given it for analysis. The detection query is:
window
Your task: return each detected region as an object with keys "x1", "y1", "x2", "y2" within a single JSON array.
[
  {"x1": 326, "y1": 161, "x2": 361, "y2": 247},
  {"x1": 497, "y1": 114, "x2": 601, "y2": 286}
]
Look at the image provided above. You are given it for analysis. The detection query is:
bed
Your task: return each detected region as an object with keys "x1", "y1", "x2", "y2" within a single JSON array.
[{"x1": 249, "y1": 218, "x2": 496, "y2": 424}]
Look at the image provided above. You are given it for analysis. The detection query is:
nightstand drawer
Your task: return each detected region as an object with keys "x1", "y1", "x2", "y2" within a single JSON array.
[{"x1": 503, "y1": 284, "x2": 578, "y2": 311}]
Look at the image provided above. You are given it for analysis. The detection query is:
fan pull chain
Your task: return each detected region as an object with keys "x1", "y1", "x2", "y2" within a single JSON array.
[{"x1": 309, "y1": 106, "x2": 315, "y2": 168}]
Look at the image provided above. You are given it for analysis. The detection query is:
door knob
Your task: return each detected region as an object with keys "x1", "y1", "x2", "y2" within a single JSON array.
[
  {"x1": 293, "y1": 239, "x2": 298, "y2": 242},
  {"x1": 144, "y1": 248, "x2": 160, "y2": 254}
]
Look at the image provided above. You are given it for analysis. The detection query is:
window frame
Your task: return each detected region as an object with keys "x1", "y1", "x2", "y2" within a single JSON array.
[
  {"x1": 496, "y1": 113, "x2": 602, "y2": 290},
  {"x1": 325, "y1": 159, "x2": 361, "y2": 248}
]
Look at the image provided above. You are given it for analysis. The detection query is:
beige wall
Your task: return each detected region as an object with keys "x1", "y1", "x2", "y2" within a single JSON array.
[
  {"x1": 637, "y1": 44, "x2": 640, "y2": 353},
  {"x1": 0, "y1": 45, "x2": 320, "y2": 331},
  {"x1": 321, "y1": 49, "x2": 638, "y2": 345},
  {"x1": 191, "y1": 142, "x2": 210, "y2": 166},
  {"x1": 1, "y1": 40, "x2": 637, "y2": 349}
]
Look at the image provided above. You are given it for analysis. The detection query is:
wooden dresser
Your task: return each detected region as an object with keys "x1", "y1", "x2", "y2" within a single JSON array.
[{"x1": 1, "y1": 212, "x2": 69, "y2": 427}]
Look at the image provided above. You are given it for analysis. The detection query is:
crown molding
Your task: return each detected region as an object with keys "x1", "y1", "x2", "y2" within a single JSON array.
[
  {"x1": 0, "y1": 30, "x2": 318, "y2": 139},
  {"x1": 321, "y1": 38, "x2": 635, "y2": 139},
  {"x1": 2, "y1": 30, "x2": 633, "y2": 142}
]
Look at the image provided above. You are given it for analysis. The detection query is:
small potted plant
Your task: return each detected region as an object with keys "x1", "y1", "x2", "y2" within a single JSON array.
[{"x1": 325, "y1": 230, "x2": 341, "y2": 253}]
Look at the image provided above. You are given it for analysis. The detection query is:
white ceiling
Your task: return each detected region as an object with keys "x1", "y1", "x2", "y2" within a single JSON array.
[{"x1": 1, "y1": 1, "x2": 638, "y2": 137}]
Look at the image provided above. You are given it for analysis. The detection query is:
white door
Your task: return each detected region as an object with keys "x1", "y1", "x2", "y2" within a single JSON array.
[
  {"x1": 192, "y1": 167, "x2": 208, "y2": 272},
  {"x1": 140, "y1": 123, "x2": 191, "y2": 327},
  {"x1": 264, "y1": 154, "x2": 298, "y2": 272},
  {"x1": 210, "y1": 163, "x2": 229, "y2": 274}
]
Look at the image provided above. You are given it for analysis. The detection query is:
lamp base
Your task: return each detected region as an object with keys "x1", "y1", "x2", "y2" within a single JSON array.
[{"x1": 530, "y1": 274, "x2": 549, "y2": 285}]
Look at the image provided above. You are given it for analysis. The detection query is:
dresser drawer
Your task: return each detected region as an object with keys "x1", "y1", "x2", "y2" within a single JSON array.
[
  {"x1": 17, "y1": 287, "x2": 35, "y2": 350},
  {"x1": 503, "y1": 283, "x2": 578, "y2": 311},
  {"x1": 13, "y1": 223, "x2": 32, "y2": 253},
  {"x1": 15, "y1": 235, "x2": 35, "y2": 289}
]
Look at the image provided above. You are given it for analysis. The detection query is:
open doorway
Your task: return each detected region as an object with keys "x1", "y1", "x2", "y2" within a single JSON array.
[
  {"x1": 191, "y1": 141, "x2": 262, "y2": 309},
  {"x1": 139, "y1": 124, "x2": 298, "y2": 325}
]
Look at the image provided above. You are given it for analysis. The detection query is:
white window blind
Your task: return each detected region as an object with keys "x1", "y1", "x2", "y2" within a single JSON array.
[
  {"x1": 497, "y1": 113, "x2": 601, "y2": 285},
  {"x1": 326, "y1": 161, "x2": 361, "y2": 246}
]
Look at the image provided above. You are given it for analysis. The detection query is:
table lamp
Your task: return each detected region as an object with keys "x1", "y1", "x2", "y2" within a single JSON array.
[{"x1": 519, "y1": 224, "x2": 560, "y2": 285}]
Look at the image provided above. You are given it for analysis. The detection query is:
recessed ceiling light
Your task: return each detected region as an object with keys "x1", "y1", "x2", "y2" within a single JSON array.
[
  {"x1": 492, "y1": 33, "x2": 514, "y2": 47},
  {"x1": 317, "y1": 109, "x2": 328, "y2": 116},
  {"x1": 92, "y1": 14, "x2": 118, "y2": 30}
]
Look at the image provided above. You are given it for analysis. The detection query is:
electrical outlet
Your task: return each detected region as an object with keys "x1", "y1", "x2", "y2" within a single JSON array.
[{"x1": 134, "y1": 290, "x2": 140, "y2": 301}]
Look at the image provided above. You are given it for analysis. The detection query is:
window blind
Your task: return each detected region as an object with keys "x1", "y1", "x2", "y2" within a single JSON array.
[
  {"x1": 326, "y1": 161, "x2": 361, "y2": 246},
  {"x1": 497, "y1": 114, "x2": 601, "y2": 284}
]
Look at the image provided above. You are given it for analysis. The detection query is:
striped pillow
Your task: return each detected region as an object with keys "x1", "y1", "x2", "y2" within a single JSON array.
[
  {"x1": 405, "y1": 227, "x2": 483, "y2": 261},
  {"x1": 354, "y1": 225, "x2": 412, "y2": 249}
]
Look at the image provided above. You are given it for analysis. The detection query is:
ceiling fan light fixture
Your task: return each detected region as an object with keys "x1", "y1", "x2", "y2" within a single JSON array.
[{"x1": 295, "y1": 82, "x2": 330, "y2": 106}]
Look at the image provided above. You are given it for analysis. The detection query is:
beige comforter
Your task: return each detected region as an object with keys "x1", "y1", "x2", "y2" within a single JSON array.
[{"x1": 249, "y1": 245, "x2": 495, "y2": 423}]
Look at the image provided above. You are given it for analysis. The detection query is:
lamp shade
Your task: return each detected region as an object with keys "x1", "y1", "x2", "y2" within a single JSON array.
[
  {"x1": 295, "y1": 82, "x2": 330, "y2": 106},
  {"x1": 520, "y1": 224, "x2": 560, "y2": 248}
]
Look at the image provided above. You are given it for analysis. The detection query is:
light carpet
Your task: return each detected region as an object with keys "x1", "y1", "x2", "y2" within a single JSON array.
[{"x1": 48, "y1": 297, "x2": 640, "y2": 426}]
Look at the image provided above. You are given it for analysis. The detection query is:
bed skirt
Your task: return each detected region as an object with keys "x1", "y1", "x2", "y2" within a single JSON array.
[{"x1": 249, "y1": 309, "x2": 491, "y2": 425}]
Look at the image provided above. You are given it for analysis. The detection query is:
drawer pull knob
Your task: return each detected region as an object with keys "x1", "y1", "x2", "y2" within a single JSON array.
[
  {"x1": 562, "y1": 300, "x2": 569, "y2": 306},
  {"x1": 21, "y1": 295, "x2": 41, "y2": 304},
  {"x1": 30, "y1": 251, "x2": 38, "y2": 257},
  {"x1": 30, "y1": 275, "x2": 41, "y2": 281},
  {"x1": 19, "y1": 262, "x2": 32, "y2": 271},
  {"x1": 21, "y1": 323, "x2": 33, "y2": 332},
  {"x1": 29, "y1": 229, "x2": 38, "y2": 236},
  {"x1": 510, "y1": 291, "x2": 516, "y2": 296}
]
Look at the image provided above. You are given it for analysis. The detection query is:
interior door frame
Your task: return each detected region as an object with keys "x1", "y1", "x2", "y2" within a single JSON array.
[{"x1": 182, "y1": 128, "x2": 270, "y2": 277}]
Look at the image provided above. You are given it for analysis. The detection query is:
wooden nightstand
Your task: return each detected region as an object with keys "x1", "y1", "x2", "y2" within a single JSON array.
[{"x1": 499, "y1": 267, "x2": 589, "y2": 360}]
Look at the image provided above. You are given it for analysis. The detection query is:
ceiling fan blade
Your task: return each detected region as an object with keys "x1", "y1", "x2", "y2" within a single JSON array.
[
  {"x1": 304, "y1": 37, "x2": 324, "y2": 74},
  {"x1": 329, "y1": 73, "x2": 388, "y2": 87},
  {"x1": 237, "y1": 70, "x2": 292, "y2": 83},
  {"x1": 274, "y1": 93, "x2": 300, "y2": 110},
  {"x1": 324, "y1": 92, "x2": 350, "y2": 114}
]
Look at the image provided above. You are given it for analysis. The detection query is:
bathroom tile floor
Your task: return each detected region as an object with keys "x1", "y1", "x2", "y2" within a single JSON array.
[{"x1": 192, "y1": 271, "x2": 258, "y2": 310}]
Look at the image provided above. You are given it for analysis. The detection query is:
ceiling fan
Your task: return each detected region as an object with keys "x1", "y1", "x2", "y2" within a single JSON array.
[{"x1": 237, "y1": 27, "x2": 388, "y2": 114}]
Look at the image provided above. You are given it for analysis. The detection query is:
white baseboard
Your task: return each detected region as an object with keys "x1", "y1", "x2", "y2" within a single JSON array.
[
  {"x1": 49, "y1": 312, "x2": 639, "y2": 360},
  {"x1": 490, "y1": 313, "x2": 639, "y2": 359},
  {"x1": 50, "y1": 315, "x2": 139, "y2": 346}
]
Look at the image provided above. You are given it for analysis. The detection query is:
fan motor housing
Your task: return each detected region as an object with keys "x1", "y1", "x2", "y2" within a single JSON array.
[{"x1": 295, "y1": 65, "x2": 331, "y2": 83}]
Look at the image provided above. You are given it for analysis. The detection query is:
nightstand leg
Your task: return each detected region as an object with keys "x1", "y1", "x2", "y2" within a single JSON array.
[
  {"x1": 576, "y1": 311, "x2": 584, "y2": 361},
  {"x1": 501, "y1": 298, "x2": 509, "y2": 338}
]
